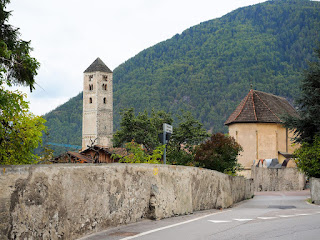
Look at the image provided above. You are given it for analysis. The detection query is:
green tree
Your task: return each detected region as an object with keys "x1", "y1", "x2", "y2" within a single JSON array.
[
  {"x1": 112, "y1": 140, "x2": 164, "y2": 164},
  {"x1": 283, "y1": 47, "x2": 320, "y2": 144},
  {"x1": 283, "y1": 46, "x2": 320, "y2": 177},
  {"x1": 0, "y1": 0, "x2": 46, "y2": 164},
  {"x1": 194, "y1": 133, "x2": 242, "y2": 174},
  {"x1": 114, "y1": 108, "x2": 209, "y2": 166},
  {"x1": 294, "y1": 136, "x2": 320, "y2": 178},
  {"x1": 167, "y1": 111, "x2": 209, "y2": 166},
  {"x1": 0, "y1": 89, "x2": 46, "y2": 164},
  {"x1": 113, "y1": 108, "x2": 172, "y2": 152},
  {"x1": 0, "y1": 0, "x2": 39, "y2": 90}
]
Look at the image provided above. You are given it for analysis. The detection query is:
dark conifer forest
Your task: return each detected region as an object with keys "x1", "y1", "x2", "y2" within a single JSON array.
[{"x1": 42, "y1": 0, "x2": 320, "y2": 155}]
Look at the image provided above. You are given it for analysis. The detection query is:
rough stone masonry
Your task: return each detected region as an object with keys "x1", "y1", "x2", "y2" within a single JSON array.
[{"x1": 0, "y1": 164, "x2": 253, "y2": 240}]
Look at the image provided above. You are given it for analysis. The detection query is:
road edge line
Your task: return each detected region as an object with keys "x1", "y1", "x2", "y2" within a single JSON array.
[{"x1": 119, "y1": 209, "x2": 232, "y2": 240}]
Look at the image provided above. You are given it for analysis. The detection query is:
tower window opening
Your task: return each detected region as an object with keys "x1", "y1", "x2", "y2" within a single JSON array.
[
  {"x1": 103, "y1": 97, "x2": 106, "y2": 104},
  {"x1": 89, "y1": 84, "x2": 93, "y2": 90},
  {"x1": 89, "y1": 97, "x2": 92, "y2": 104},
  {"x1": 89, "y1": 75, "x2": 93, "y2": 81},
  {"x1": 102, "y1": 84, "x2": 107, "y2": 90},
  {"x1": 103, "y1": 75, "x2": 108, "y2": 81}
]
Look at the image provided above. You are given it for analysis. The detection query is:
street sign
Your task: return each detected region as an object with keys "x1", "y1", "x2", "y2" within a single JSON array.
[
  {"x1": 163, "y1": 123, "x2": 173, "y2": 133},
  {"x1": 162, "y1": 123, "x2": 173, "y2": 165},
  {"x1": 158, "y1": 132, "x2": 172, "y2": 144}
]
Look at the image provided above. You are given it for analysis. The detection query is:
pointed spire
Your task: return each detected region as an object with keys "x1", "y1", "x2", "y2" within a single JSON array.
[{"x1": 84, "y1": 57, "x2": 112, "y2": 73}]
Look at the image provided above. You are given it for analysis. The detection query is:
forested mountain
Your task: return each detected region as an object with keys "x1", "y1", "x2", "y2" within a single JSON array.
[
  {"x1": 43, "y1": 0, "x2": 320, "y2": 155},
  {"x1": 42, "y1": 93, "x2": 83, "y2": 154}
]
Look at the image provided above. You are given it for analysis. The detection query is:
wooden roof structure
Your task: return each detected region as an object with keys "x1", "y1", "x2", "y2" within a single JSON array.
[
  {"x1": 80, "y1": 145, "x2": 127, "y2": 163},
  {"x1": 225, "y1": 90, "x2": 298, "y2": 125},
  {"x1": 81, "y1": 145, "x2": 127, "y2": 156},
  {"x1": 67, "y1": 151, "x2": 93, "y2": 163},
  {"x1": 51, "y1": 145, "x2": 127, "y2": 164}
]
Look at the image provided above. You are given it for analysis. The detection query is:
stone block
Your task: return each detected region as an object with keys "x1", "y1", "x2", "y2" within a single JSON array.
[{"x1": 311, "y1": 178, "x2": 320, "y2": 205}]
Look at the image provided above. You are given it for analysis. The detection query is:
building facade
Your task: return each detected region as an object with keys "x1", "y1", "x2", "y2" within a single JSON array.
[
  {"x1": 82, "y1": 58, "x2": 113, "y2": 150},
  {"x1": 225, "y1": 90, "x2": 299, "y2": 177}
]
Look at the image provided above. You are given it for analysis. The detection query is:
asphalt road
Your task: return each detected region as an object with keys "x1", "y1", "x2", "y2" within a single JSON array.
[{"x1": 80, "y1": 190, "x2": 320, "y2": 240}]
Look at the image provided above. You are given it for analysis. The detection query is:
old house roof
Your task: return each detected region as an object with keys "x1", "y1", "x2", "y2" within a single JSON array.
[
  {"x1": 67, "y1": 151, "x2": 93, "y2": 163},
  {"x1": 225, "y1": 90, "x2": 298, "y2": 125},
  {"x1": 81, "y1": 145, "x2": 127, "y2": 156},
  {"x1": 84, "y1": 57, "x2": 113, "y2": 73}
]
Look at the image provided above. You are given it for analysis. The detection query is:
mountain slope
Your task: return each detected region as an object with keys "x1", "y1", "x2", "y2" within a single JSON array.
[
  {"x1": 42, "y1": 93, "x2": 83, "y2": 154},
  {"x1": 43, "y1": 0, "x2": 320, "y2": 155}
]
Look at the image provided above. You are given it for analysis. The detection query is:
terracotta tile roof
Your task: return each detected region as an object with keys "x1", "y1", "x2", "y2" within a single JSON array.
[
  {"x1": 84, "y1": 57, "x2": 112, "y2": 73},
  {"x1": 225, "y1": 90, "x2": 298, "y2": 125}
]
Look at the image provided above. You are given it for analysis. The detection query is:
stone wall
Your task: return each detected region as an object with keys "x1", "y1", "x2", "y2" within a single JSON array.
[
  {"x1": 251, "y1": 166, "x2": 306, "y2": 191},
  {"x1": 0, "y1": 164, "x2": 253, "y2": 240},
  {"x1": 311, "y1": 178, "x2": 320, "y2": 204}
]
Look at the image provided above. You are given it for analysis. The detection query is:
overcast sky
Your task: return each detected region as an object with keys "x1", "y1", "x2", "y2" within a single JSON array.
[{"x1": 7, "y1": 0, "x2": 268, "y2": 116}]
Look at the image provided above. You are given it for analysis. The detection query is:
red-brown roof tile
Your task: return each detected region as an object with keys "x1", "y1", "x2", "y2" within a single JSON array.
[{"x1": 225, "y1": 90, "x2": 298, "y2": 125}]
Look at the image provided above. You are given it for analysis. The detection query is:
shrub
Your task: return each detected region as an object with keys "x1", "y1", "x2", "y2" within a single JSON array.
[
  {"x1": 112, "y1": 140, "x2": 164, "y2": 164},
  {"x1": 295, "y1": 136, "x2": 320, "y2": 178},
  {"x1": 194, "y1": 133, "x2": 243, "y2": 174}
]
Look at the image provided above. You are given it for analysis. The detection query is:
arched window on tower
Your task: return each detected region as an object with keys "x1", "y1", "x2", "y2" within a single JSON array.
[
  {"x1": 103, "y1": 97, "x2": 106, "y2": 104},
  {"x1": 89, "y1": 84, "x2": 93, "y2": 90},
  {"x1": 102, "y1": 84, "x2": 107, "y2": 90},
  {"x1": 89, "y1": 97, "x2": 92, "y2": 104},
  {"x1": 103, "y1": 75, "x2": 108, "y2": 81},
  {"x1": 89, "y1": 75, "x2": 93, "y2": 81}
]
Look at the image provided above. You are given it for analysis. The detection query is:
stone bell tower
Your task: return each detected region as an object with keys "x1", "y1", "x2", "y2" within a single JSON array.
[{"x1": 82, "y1": 58, "x2": 113, "y2": 149}]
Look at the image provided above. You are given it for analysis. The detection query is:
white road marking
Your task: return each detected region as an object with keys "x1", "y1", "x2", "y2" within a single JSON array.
[
  {"x1": 119, "y1": 210, "x2": 232, "y2": 240},
  {"x1": 233, "y1": 218, "x2": 253, "y2": 221},
  {"x1": 278, "y1": 215, "x2": 295, "y2": 218},
  {"x1": 257, "y1": 217, "x2": 278, "y2": 220},
  {"x1": 120, "y1": 210, "x2": 320, "y2": 239},
  {"x1": 208, "y1": 220, "x2": 232, "y2": 223},
  {"x1": 295, "y1": 213, "x2": 313, "y2": 216}
]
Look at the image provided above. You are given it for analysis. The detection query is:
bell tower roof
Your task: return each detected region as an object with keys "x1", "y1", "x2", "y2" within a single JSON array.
[{"x1": 84, "y1": 57, "x2": 112, "y2": 73}]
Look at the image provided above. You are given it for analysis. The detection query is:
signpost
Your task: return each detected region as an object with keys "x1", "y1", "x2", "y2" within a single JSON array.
[
  {"x1": 163, "y1": 123, "x2": 173, "y2": 134},
  {"x1": 162, "y1": 123, "x2": 173, "y2": 164}
]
